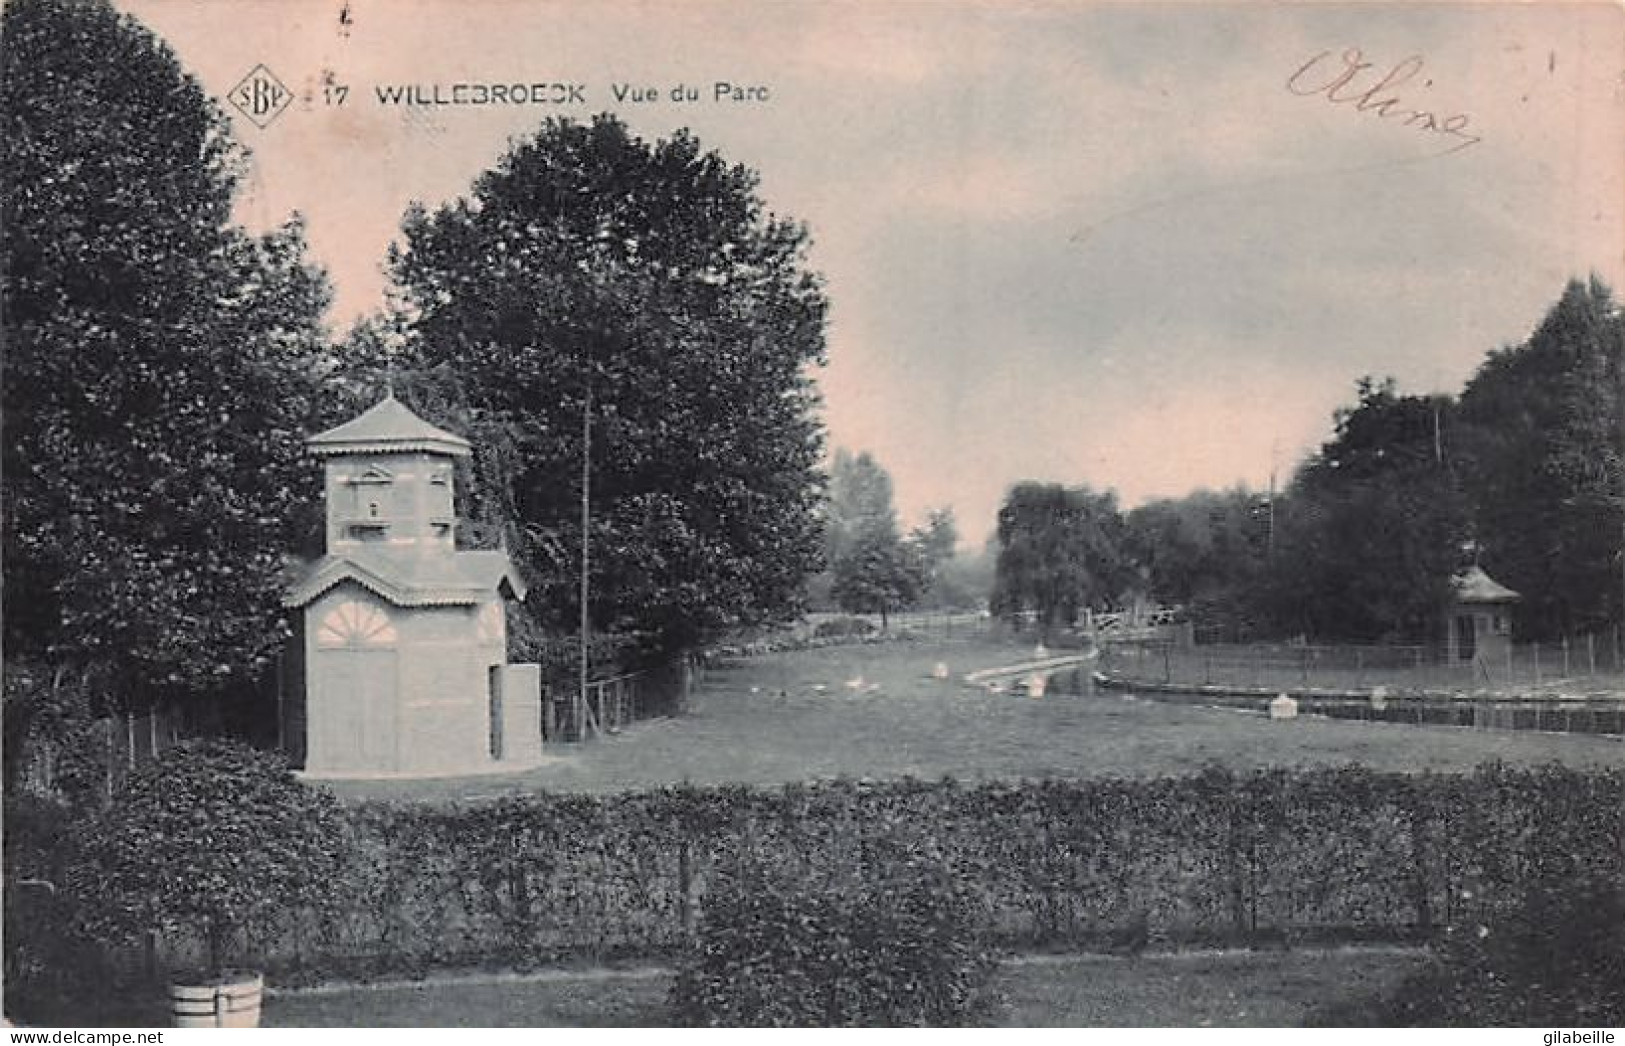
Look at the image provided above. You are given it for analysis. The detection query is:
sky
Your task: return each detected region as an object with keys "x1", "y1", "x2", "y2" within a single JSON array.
[{"x1": 119, "y1": 0, "x2": 1625, "y2": 547}]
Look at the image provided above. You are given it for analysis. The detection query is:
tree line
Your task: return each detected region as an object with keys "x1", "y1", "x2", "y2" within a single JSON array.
[{"x1": 988, "y1": 276, "x2": 1624, "y2": 645}]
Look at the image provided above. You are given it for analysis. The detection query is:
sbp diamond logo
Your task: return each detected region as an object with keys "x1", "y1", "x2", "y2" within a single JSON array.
[{"x1": 228, "y1": 64, "x2": 291, "y2": 129}]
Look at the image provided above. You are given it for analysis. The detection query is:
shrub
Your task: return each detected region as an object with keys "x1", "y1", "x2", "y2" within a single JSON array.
[
  {"x1": 1310, "y1": 875, "x2": 1625, "y2": 1026},
  {"x1": 124, "y1": 765, "x2": 1618, "y2": 982},
  {"x1": 670, "y1": 849, "x2": 1000, "y2": 1027},
  {"x1": 69, "y1": 739, "x2": 342, "y2": 977},
  {"x1": 812, "y1": 616, "x2": 876, "y2": 639}
]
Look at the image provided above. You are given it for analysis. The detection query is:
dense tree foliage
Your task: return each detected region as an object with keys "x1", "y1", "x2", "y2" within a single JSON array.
[
  {"x1": 990, "y1": 482, "x2": 1131, "y2": 638},
  {"x1": 1458, "y1": 277, "x2": 1623, "y2": 638},
  {"x1": 823, "y1": 449, "x2": 895, "y2": 560},
  {"x1": 384, "y1": 116, "x2": 828, "y2": 654},
  {"x1": 1125, "y1": 489, "x2": 1271, "y2": 641},
  {"x1": 1267, "y1": 379, "x2": 1470, "y2": 641},
  {"x1": 823, "y1": 450, "x2": 925, "y2": 624},
  {"x1": 1126, "y1": 277, "x2": 1623, "y2": 645},
  {"x1": 906, "y1": 507, "x2": 966, "y2": 607},
  {"x1": 1, "y1": 0, "x2": 333, "y2": 709}
]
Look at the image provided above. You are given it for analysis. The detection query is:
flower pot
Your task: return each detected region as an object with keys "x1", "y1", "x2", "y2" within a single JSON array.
[{"x1": 168, "y1": 970, "x2": 264, "y2": 1028}]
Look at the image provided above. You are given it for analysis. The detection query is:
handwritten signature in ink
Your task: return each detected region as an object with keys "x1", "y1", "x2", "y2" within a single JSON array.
[{"x1": 1287, "y1": 49, "x2": 1482, "y2": 154}]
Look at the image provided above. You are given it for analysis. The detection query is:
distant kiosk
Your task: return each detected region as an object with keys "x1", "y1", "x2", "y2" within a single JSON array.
[
  {"x1": 282, "y1": 396, "x2": 543, "y2": 777},
  {"x1": 1444, "y1": 565, "x2": 1519, "y2": 666}
]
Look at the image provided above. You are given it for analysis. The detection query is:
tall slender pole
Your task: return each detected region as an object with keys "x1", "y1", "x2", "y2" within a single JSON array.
[
  {"x1": 1266, "y1": 438, "x2": 1278, "y2": 559},
  {"x1": 580, "y1": 380, "x2": 592, "y2": 722}
]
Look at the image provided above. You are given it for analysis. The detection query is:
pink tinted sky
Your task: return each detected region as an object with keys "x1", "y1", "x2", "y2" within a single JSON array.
[{"x1": 121, "y1": 0, "x2": 1625, "y2": 546}]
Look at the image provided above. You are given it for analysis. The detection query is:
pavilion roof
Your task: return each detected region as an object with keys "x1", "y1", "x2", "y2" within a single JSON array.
[
  {"x1": 307, "y1": 395, "x2": 471, "y2": 457},
  {"x1": 1451, "y1": 564, "x2": 1519, "y2": 604},
  {"x1": 284, "y1": 547, "x2": 525, "y2": 608}
]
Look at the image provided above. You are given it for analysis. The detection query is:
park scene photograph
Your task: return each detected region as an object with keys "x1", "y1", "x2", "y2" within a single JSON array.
[{"x1": 3, "y1": 0, "x2": 1623, "y2": 1031}]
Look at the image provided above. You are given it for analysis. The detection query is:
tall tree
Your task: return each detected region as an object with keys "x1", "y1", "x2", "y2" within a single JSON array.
[
  {"x1": 823, "y1": 449, "x2": 924, "y2": 625},
  {"x1": 990, "y1": 482, "x2": 1130, "y2": 639},
  {"x1": 1268, "y1": 378, "x2": 1469, "y2": 641},
  {"x1": 824, "y1": 449, "x2": 896, "y2": 561},
  {"x1": 829, "y1": 526, "x2": 926, "y2": 628},
  {"x1": 1125, "y1": 488, "x2": 1271, "y2": 640},
  {"x1": 909, "y1": 508, "x2": 959, "y2": 573},
  {"x1": 1, "y1": 0, "x2": 333, "y2": 710},
  {"x1": 1458, "y1": 276, "x2": 1623, "y2": 637},
  {"x1": 385, "y1": 115, "x2": 828, "y2": 654},
  {"x1": 907, "y1": 506, "x2": 962, "y2": 609}
]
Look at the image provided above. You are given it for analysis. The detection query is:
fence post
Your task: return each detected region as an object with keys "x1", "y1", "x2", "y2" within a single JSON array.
[
  {"x1": 103, "y1": 719, "x2": 114, "y2": 804},
  {"x1": 679, "y1": 838, "x2": 694, "y2": 940},
  {"x1": 1408, "y1": 788, "x2": 1434, "y2": 941},
  {"x1": 1563, "y1": 636, "x2": 1571, "y2": 678},
  {"x1": 1588, "y1": 633, "x2": 1597, "y2": 676},
  {"x1": 1533, "y1": 643, "x2": 1542, "y2": 688}
]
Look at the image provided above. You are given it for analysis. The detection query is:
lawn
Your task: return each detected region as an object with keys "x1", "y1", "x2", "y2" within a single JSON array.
[
  {"x1": 322, "y1": 636, "x2": 1623, "y2": 804},
  {"x1": 259, "y1": 947, "x2": 1427, "y2": 1027}
]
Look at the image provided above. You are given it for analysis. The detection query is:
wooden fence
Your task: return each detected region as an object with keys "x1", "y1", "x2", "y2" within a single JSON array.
[
  {"x1": 544, "y1": 654, "x2": 699, "y2": 742},
  {"x1": 1094, "y1": 636, "x2": 1625, "y2": 736},
  {"x1": 1108, "y1": 631, "x2": 1625, "y2": 693}
]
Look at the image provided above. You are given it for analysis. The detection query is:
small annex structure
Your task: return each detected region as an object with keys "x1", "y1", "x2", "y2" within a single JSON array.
[
  {"x1": 1445, "y1": 564, "x2": 1519, "y2": 665},
  {"x1": 282, "y1": 395, "x2": 544, "y2": 777}
]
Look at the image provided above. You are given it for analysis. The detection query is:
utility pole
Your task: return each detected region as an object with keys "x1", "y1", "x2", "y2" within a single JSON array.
[
  {"x1": 580, "y1": 380, "x2": 592, "y2": 724},
  {"x1": 1267, "y1": 437, "x2": 1279, "y2": 558}
]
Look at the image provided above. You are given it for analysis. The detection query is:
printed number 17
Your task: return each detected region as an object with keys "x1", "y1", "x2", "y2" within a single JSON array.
[{"x1": 324, "y1": 84, "x2": 350, "y2": 106}]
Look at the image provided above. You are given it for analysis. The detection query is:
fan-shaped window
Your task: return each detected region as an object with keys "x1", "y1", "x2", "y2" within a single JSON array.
[{"x1": 316, "y1": 600, "x2": 398, "y2": 647}]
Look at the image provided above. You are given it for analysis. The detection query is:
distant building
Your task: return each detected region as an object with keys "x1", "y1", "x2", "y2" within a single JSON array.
[
  {"x1": 282, "y1": 396, "x2": 543, "y2": 776},
  {"x1": 1445, "y1": 565, "x2": 1519, "y2": 665}
]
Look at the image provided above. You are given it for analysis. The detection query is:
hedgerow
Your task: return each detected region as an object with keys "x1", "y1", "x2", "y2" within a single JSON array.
[
  {"x1": 1309, "y1": 874, "x2": 1625, "y2": 1026},
  {"x1": 24, "y1": 762, "x2": 1624, "y2": 1002},
  {"x1": 669, "y1": 845, "x2": 1000, "y2": 1026},
  {"x1": 258, "y1": 763, "x2": 1625, "y2": 982}
]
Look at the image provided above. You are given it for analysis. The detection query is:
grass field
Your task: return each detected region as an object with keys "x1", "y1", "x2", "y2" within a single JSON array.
[
  {"x1": 260, "y1": 947, "x2": 1425, "y2": 1027},
  {"x1": 323, "y1": 636, "x2": 1623, "y2": 804}
]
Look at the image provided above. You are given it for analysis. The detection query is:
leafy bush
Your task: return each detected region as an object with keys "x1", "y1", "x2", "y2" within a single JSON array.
[
  {"x1": 2, "y1": 791, "x2": 71, "y2": 883},
  {"x1": 157, "y1": 764, "x2": 1620, "y2": 982},
  {"x1": 1374, "y1": 876, "x2": 1625, "y2": 1026},
  {"x1": 670, "y1": 849, "x2": 1000, "y2": 1027},
  {"x1": 1307, "y1": 875, "x2": 1625, "y2": 1026},
  {"x1": 69, "y1": 739, "x2": 341, "y2": 976},
  {"x1": 812, "y1": 616, "x2": 876, "y2": 639}
]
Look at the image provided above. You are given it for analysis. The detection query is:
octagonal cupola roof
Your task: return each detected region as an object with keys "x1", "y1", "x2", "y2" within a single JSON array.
[
  {"x1": 1451, "y1": 564, "x2": 1519, "y2": 604},
  {"x1": 307, "y1": 394, "x2": 471, "y2": 458}
]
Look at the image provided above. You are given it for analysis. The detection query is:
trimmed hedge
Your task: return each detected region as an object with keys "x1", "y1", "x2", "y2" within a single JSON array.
[
  {"x1": 245, "y1": 763, "x2": 1625, "y2": 981},
  {"x1": 1311, "y1": 875, "x2": 1625, "y2": 1026},
  {"x1": 669, "y1": 848, "x2": 1000, "y2": 1026}
]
